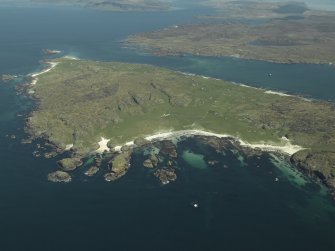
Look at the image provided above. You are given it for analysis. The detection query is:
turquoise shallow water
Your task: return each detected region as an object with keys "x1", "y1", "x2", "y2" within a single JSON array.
[{"x1": 0, "y1": 6, "x2": 335, "y2": 251}]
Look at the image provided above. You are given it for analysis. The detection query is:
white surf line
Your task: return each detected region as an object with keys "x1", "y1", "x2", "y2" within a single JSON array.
[
  {"x1": 178, "y1": 71, "x2": 310, "y2": 101},
  {"x1": 264, "y1": 90, "x2": 292, "y2": 97},
  {"x1": 29, "y1": 61, "x2": 59, "y2": 85},
  {"x1": 97, "y1": 130, "x2": 304, "y2": 156},
  {"x1": 63, "y1": 55, "x2": 80, "y2": 60}
]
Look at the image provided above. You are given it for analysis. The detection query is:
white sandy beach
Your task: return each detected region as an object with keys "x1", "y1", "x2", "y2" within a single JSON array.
[
  {"x1": 96, "y1": 129, "x2": 304, "y2": 156},
  {"x1": 96, "y1": 137, "x2": 110, "y2": 153},
  {"x1": 264, "y1": 90, "x2": 292, "y2": 97},
  {"x1": 29, "y1": 62, "x2": 59, "y2": 86}
]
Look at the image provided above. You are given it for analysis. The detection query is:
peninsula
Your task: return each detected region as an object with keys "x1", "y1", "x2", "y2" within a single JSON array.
[{"x1": 25, "y1": 58, "x2": 335, "y2": 190}]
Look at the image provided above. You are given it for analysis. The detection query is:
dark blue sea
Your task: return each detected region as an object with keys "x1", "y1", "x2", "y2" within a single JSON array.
[{"x1": 0, "y1": 6, "x2": 335, "y2": 251}]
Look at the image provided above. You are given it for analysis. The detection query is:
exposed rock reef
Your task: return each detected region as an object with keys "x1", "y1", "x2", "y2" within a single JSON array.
[
  {"x1": 48, "y1": 171, "x2": 72, "y2": 183},
  {"x1": 154, "y1": 168, "x2": 177, "y2": 185},
  {"x1": 1, "y1": 74, "x2": 16, "y2": 83},
  {"x1": 42, "y1": 49, "x2": 61, "y2": 55}
]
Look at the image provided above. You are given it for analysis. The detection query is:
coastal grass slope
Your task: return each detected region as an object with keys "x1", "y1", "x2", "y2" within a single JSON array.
[{"x1": 26, "y1": 58, "x2": 335, "y2": 185}]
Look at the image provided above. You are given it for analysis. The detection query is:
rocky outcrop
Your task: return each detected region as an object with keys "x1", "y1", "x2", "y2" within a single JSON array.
[
  {"x1": 143, "y1": 159, "x2": 154, "y2": 168},
  {"x1": 1, "y1": 74, "x2": 16, "y2": 83},
  {"x1": 134, "y1": 137, "x2": 150, "y2": 147},
  {"x1": 105, "y1": 150, "x2": 132, "y2": 182},
  {"x1": 157, "y1": 140, "x2": 177, "y2": 158},
  {"x1": 143, "y1": 154, "x2": 159, "y2": 169},
  {"x1": 154, "y1": 168, "x2": 177, "y2": 185},
  {"x1": 85, "y1": 166, "x2": 100, "y2": 177},
  {"x1": 48, "y1": 171, "x2": 72, "y2": 183},
  {"x1": 42, "y1": 49, "x2": 61, "y2": 55},
  {"x1": 57, "y1": 157, "x2": 83, "y2": 171},
  {"x1": 290, "y1": 150, "x2": 335, "y2": 191}
]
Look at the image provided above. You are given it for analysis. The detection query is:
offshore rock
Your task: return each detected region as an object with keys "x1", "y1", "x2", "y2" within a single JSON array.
[
  {"x1": 143, "y1": 159, "x2": 154, "y2": 168},
  {"x1": 58, "y1": 157, "x2": 83, "y2": 171},
  {"x1": 143, "y1": 155, "x2": 159, "y2": 168},
  {"x1": 1, "y1": 74, "x2": 16, "y2": 83},
  {"x1": 106, "y1": 150, "x2": 132, "y2": 181},
  {"x1": 85, "y1": 166, "x2": 100, "y2": 177},
  {"x1": 154, "y1": 168, "x2": 177, "y2": 185},
  {"x1": 44, "y1": 151, "x2": 58, "y2": 159},
  {"x1": 48, "y1": 171, "x2": 72, "y2": 183},
  {"x1": 158, "y1": 140, "x2": 177, "y2": 158},
  {"x1": 42, "y1": 49, "x2": 61, "y2": 55},
  {"x1": 104, "y1": 171, "x2": 127, "y2": 182}
]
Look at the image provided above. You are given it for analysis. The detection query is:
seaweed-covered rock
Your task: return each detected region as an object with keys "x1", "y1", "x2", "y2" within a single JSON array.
[
  {"x1": 57, "y1": 158, "x2": 83, "y2": 171},
  {"x1": 48, "y1": 171, "x2": 72, "y2": 183}
]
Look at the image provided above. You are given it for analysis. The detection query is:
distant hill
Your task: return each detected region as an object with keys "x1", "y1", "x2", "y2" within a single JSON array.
[{"x1": 30, "y1": 0, "x2": 171, "y2": 11}]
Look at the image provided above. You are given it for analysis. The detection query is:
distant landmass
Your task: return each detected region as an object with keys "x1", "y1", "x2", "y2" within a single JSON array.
[
  {"x1": 30, "y1": 0, "x2": 171, "y2": 11},
  {"x1": 127, "y1": 2, "x2": 335, "y2": 64}
]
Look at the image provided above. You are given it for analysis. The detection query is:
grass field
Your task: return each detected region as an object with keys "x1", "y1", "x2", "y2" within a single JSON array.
[{"x1": 27, "y1": 58, "x2": 335, "y2": 155}]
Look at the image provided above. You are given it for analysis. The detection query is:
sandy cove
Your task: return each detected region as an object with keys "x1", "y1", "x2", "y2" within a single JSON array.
[
  {"x1": 29, "y1": 61, "x2": 59, "y2": 85},
  {"x1": 95, "y1": 130, "x2": 304, "y2": 156}
]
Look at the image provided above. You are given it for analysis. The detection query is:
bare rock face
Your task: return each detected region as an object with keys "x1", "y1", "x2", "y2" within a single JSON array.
[{"x1": 48, "y1": 171, "x2": 72, "y2": 183}]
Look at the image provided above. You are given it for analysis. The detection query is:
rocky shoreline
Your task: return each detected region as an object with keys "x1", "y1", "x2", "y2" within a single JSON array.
[{"x1": 20, "y1": 122, "x2": 335, "y2": 198}]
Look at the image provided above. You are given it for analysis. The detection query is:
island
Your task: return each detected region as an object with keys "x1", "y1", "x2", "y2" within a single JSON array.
[
  {"x1": 126, "y1": 2, "x2": 335, "y2": 64},
  {"x1": 42, "y1": 49, "x2": 62, "y2": 55},
  {"x1": 24, "y1": 57, "x2": 335, "y2": 193}
]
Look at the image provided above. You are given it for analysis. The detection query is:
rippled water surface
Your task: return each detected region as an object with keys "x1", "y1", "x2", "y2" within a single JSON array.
[{"x1": 0, "y1": 6, "x2": 335, "y2": 251}]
